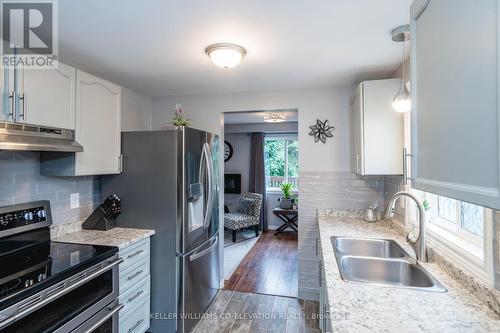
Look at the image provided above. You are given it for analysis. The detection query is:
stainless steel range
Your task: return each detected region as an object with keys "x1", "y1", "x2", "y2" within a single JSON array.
[{"x1": 0, "y1": 201, "x2": 122, "y2": 332}]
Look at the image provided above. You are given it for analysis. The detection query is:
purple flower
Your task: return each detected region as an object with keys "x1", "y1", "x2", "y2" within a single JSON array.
[{"x1": 174, "y1": 104, "x2": 184, "y2": 116}]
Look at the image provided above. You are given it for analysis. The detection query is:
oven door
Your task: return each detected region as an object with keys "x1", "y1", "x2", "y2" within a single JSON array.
[
  {"x1": 0, "y1": 255, "x2": 121, "y2": 333},
  {"x1": 73, "y1": 299, "x2": 122, "y2": 333}
]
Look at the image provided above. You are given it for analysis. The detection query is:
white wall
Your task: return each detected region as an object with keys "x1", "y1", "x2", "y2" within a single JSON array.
[
  {"x1": 152, "y1": 86, "x2": 354, "y2": 172},
  {"x1": 121, "y1": 87, "x2": 153, "y2": 131}
]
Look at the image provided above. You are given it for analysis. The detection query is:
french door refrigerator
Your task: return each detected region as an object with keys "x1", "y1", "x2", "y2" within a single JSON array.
[{"x1": 101, "y1": 127, "x2": 220, "y2": 333}]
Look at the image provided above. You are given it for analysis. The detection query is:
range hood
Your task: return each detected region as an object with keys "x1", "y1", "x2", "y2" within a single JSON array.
[{"x1": 0, "y1": 121, "x2": 83, "y2": 152}]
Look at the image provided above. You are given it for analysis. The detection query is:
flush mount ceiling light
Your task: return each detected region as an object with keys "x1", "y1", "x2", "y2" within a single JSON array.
[
  {"x1": 205, "y1": 43, "x2": 246, "y2": 69},
  {"x1": 264, "y1": 112, "x2": 287, "y2": 123},
  {"x1": 391, "y1": 25, "x2": 411, "y2": 113}
]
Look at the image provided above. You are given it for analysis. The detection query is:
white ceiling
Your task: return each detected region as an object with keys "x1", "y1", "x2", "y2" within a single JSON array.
[
  {"x1": 58, "y1": 0, "x2": 411, "y2": 97},
  {"x1": 224, "y1": 110, "x2": 298, "y2": 124}
]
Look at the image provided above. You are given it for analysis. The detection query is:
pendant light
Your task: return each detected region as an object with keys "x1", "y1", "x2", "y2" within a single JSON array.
[{"x1": 391, "y1": 25, "x2": 411, "y2": 113}]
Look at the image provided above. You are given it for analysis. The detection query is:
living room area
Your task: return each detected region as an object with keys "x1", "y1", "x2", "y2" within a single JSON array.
[{"x1": 222, "y1": 110, "x2": 299, "y2": 298}]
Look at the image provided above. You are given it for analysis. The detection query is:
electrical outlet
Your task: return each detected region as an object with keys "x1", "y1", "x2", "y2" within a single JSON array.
[{"x1": 70, "y1": 193, "x2": 80, "y2": 209}]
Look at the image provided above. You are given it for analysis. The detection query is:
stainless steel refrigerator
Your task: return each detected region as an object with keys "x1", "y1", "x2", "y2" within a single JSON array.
[{"x1": 101, "y1": 127, "x2": 220, "y2": 333}]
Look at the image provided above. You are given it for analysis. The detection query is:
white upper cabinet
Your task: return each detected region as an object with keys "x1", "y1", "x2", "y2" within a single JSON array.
[
  {"x1": 75, "y1": 70, "x2": 121, "y2": 175},
  {"x1": 0, "y1": 68, "x2": 9, "y2": 122},
  {"x1": 351, "y1": 79, "x2": 404, "y2": 175},
  {"x1": 1, "y1": 62, "x2": 15, "y2": 122},
  {"x1": 410, "y1": 0, "x2": 500, "y2": 209},
  {"x1": 18, "y1": 63, "x2": 76, "y2": 129}
]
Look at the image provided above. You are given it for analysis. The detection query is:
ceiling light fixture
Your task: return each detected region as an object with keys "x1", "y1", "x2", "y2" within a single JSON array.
[
  {"x1": 264, "y1": 112, "x2": 287, "y2": 123},
  {"x1": 205, "y1": 43, "x2": 246, "y2": 69},
  {"x1": 391, "y1": 25, "x2": 411, "y2": 113}
]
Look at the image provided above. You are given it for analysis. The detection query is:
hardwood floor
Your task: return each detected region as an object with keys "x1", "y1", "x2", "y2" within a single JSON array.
[
  {"x1": 193, "y1": 290, "x2": 320, "y2": 333},
  {"x1": 224, "y1": 231, "x2": 298, "y2": 298}
]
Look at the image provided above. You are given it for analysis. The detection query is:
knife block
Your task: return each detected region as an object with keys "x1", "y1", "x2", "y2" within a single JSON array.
[{"x1": 82, "y1": 206, "x2": 116, "y2": 231}]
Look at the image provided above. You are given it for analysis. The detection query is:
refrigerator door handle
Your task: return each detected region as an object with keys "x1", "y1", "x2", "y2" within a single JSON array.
[
  {"x1": 202, "y1": 143, "x2": 214, "y2": 230},
  {"x1": 189, "y1": 235, "x2": 218, "y2": 261}
]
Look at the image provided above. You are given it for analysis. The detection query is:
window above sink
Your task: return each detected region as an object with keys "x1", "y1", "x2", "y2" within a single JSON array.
[{"x1": 403, "y1": 189, "x2": 494, "y2": 286}]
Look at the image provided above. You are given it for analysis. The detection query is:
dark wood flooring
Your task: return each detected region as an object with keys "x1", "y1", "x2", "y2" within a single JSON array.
[{"x1": 224, "y1": 231, "x2": 298, "y2": 298}]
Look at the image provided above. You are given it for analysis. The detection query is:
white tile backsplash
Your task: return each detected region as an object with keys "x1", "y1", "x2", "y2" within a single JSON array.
[{"x1": 297, "y1": 171, "x2": 389, "y2": 300}]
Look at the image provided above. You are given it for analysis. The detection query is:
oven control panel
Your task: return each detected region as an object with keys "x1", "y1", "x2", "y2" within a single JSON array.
[{"x1": 0, "y1": 204, "x2": 49, "y2": 231}]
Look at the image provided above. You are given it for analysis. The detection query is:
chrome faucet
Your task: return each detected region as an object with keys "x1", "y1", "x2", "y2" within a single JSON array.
[{"x1": 384, "y1": 191, "x2": 427, "y2": 262}]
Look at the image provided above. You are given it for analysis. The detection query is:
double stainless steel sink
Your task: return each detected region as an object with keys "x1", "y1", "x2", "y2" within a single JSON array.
[{"x1": 331, "y1": 237, "x2": 447, "y2": 293}]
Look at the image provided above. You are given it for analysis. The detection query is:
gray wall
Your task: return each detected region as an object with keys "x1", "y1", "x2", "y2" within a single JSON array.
[
  {"x1": 223, "y1": 132, "x2": 296, "y2": 230},
  {"x1": 224, "y1": 133, "x2": 251, "y2": 212},
  {"x1": 225, "y1": 122, "x2": 298, "y2": 134},
  {"x1": 0, "y1": 151, "x2": 100, "y2": 226}
]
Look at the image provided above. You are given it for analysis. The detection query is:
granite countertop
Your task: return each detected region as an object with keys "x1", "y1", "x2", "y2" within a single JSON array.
[
  {"x1": 54, "y1": 227, "x2": 155, "y2": 249},
  {"x1": 318, "y1": 210, "x2": 500, "y2": 332}
]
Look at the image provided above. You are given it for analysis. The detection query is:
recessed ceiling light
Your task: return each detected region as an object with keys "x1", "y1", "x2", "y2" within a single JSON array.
[
  {"x1": 264, "y1": 112, "x2": 287, "y2": 123},
  {"x1": 205, "y1": 43, "x2": 246, "y2": 69}
]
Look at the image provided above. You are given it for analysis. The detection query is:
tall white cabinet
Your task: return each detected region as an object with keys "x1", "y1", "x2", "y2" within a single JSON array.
[
  {"x1": 351, "y1": 79, "x2": 404, "y2": 175},
  {"x1": 410, "y1": 0, "x2": 500, "y2": 210}
]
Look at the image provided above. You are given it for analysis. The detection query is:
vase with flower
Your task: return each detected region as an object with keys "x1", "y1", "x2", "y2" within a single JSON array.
[{"x1": 170, "y1": 104, "x2": 191, "y2": 129}]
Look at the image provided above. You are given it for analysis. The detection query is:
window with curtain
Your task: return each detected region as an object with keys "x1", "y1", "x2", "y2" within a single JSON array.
[{"x1": 264, "y1": 136, "x2": 298, "y2": 190}]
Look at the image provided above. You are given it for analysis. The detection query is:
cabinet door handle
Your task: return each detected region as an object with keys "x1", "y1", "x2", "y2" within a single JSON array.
[
  {"x1": 128, "y1": 290, "x2": 144, "y2": 303},
  {"x1": 8, "y1": 91, "x2": 16, "y2": 121},
  {"x1": 128, "y1": 318, "x2": 144, "y2": 333},
  {"x1": 18, "y1": 93, "x2": 26, "y2": 120},
  {"x1": 319, "y1": 261, "x2": 322, "y2": 287},
  {"x1": 127, "y1": 249, "x2": 144, "y2": 259},
  {"x1": 402, "y1": 147, "x2": 413, "y2": 186},
  {"x1": 127, "y1": 270, "x2": 144, "y2": 281},
  {"x1": 315, "y1": 238, "x2": 319, "y2": 256}
]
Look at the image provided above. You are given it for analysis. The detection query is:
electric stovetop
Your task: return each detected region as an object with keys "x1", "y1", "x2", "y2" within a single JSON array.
[{"x1": 0, "y1": 227, "x2": 117, "y2": 311}]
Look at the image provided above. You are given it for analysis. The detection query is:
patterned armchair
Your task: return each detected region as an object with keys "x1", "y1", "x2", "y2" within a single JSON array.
[{"x1": 224, "y1": 192, "x2": 263, "y2": 242}]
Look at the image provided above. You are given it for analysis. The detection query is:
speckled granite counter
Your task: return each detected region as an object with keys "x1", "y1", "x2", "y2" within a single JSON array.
[
  {"x1": 318, "y1": 210, "x2": 500, "y2": 332},
  {"x1": 54, "y1": 227, "x2": 155, "y2": 249}
]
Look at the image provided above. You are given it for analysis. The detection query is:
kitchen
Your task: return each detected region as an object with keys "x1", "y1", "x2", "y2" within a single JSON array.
[{"x1": 0, "y1": 0, "x2": 499, "y2": 332}]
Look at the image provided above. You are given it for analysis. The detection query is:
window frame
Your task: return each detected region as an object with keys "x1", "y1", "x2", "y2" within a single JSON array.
[
  {"x1": 427, "y1": 194, "x2": 484, "y2": 249},
  {"x1": 264, "y1": 135, "x2": 298, "y2": 193},
  {"x1": 405, "y1": 190, "x2": 494, "y2": 284}
]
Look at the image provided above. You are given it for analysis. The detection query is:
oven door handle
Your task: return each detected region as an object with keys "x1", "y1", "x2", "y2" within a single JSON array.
[
  {"x1": 0, "y1": 257, "x2": 123, "y2": 330},
  {"x1": 82, "y1": 302, "x2": 124, "y2": 333}
]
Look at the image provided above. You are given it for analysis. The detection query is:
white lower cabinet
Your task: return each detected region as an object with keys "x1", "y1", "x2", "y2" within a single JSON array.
[
  {"x1": 118, "y1": 238, "x2": 151, "y2": 333},
  {"x1": 319, "y1": 245, "x2": 331, "y2": 332},
  {"x1": 119, "y1": 297, "x2": 150, "y2": 333}
]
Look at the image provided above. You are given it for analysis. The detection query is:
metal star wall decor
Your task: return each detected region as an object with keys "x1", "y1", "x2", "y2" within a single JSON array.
[{"x1": 309, "y1": 119, "x2": 334, "y2": 143}]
